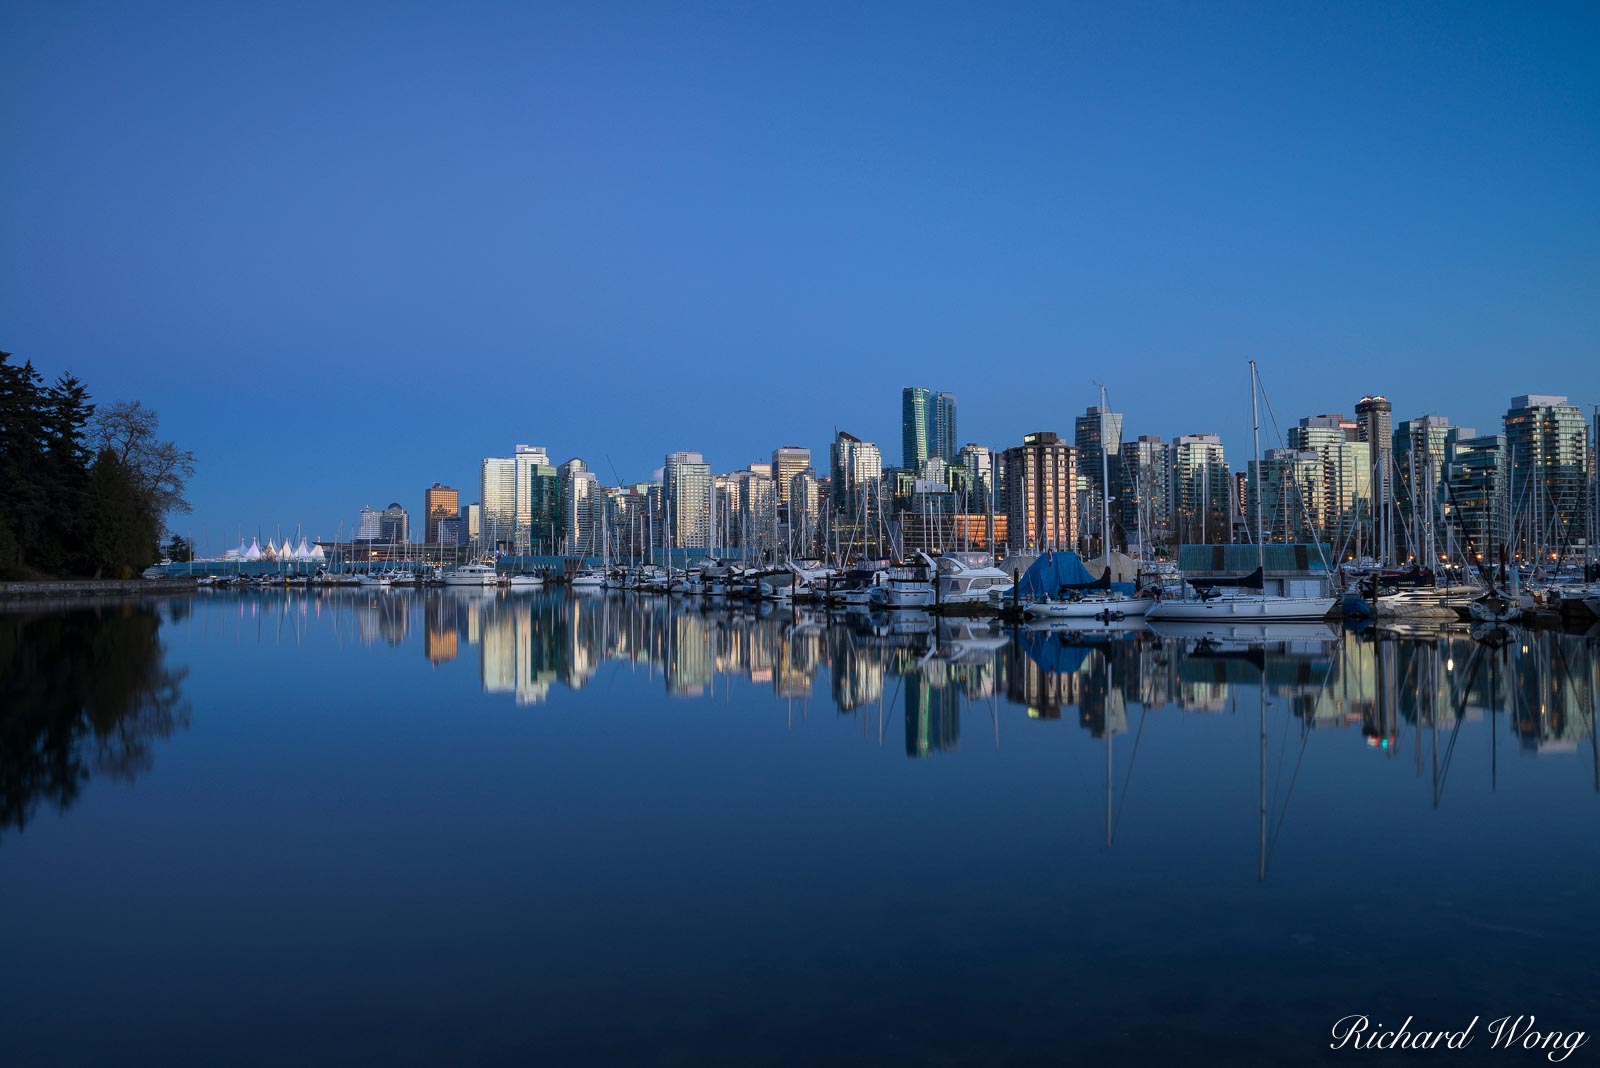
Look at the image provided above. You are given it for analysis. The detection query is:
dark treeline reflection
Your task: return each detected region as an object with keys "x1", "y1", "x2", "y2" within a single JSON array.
[
  {"x1": 240, "y1": 588, "x2": 1600, "y2": 764},
  {"x1": 0, "y1": 605, "x2": 189, "y2": 833}
]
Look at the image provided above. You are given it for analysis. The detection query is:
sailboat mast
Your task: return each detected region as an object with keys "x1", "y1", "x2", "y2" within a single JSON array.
[
  {"x1": 1250, "y1": 360, "x2": 1263, "y2": 572},
  {"x1": 1100, "y1": 384, "x2": 1112, "y2": 563}
]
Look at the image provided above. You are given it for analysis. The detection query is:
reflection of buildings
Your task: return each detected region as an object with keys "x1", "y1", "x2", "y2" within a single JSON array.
[{"x1": 905, "y1": 673, "x2": 960, "y2": 757}]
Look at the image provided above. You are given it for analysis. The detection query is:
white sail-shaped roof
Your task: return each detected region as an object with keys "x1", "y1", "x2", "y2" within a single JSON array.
[
  {"x1": 293, "y1": 538, "x2": 312, "y2": 559},
  {"x1": 262, "y1": 541, "x2": 278, "y2": 560},
  {"x1": 242, "y1": 538, "x2": 263, "y2": 560},
  {"x1": 308, "y1": 543, "x2": 326, "y2": 561}
]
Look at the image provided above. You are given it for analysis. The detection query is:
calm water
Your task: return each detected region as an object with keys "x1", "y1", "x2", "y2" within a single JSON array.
[{"x1": 2, "y1": 590, "x2": 1598, "y2": 1066}]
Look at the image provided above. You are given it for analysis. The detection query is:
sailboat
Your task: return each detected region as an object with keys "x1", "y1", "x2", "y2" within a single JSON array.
[{"x1": 1147, "y1": 362, "x2": 1337, "y2": 624}]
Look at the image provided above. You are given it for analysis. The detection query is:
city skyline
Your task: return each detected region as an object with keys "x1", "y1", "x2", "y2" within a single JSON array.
[{"x1": 4, "y1": 3, "x2": 1598, "y2": 546}]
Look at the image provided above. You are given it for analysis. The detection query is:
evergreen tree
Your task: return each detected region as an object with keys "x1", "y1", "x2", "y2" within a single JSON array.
[{"x1": 84, "y1": 449, "x2": 158, "y2": 579}]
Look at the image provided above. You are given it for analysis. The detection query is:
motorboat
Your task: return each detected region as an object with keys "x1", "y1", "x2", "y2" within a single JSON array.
[
  {"x1": 919, "y1": 551, "x2": 1014, "y2": 607},
  {"x1": 507, "y1": 572, "x2": 544, "y2": 589},
  {"x1": 882, "y1": 563, "x2": 934, "y2": 609},
  {"x1": 1146, "y1": 588, "x2": 1336, "y2": 622},
  {"x1": 569, "y1": 569, "x2": 606, "y2": 589},
  {"x1": 443, "y1": 563, "x2": 499, "y2": 587}
]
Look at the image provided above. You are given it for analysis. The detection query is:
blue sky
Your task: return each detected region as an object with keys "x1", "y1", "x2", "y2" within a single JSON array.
[{"x1": 3, "y1": 1, "x2": 1596, "y2": 548}]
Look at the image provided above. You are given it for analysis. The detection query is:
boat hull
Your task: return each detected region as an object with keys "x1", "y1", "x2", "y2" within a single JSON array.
[{"x1": 1145, "y1": 596, "x2": 1336, "y2": 622}]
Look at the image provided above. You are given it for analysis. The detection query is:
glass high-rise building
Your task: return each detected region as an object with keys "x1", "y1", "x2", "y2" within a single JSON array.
[
  {"x1": 1074, "y1": 404, "x2": 1124, "y2": 551},
  {"x1": 480, "y1": 456, "x2": 516, "y2": 549},
  {"x1": 770, "y1": 446, "x2": 810, "y2": 505},
  {"x1": 831, "y1": 431, "x2": 886, "y2": 558},
  {"x1": 664, "y1": 451, "x2": 712, "y2": 550},
  {"x1": 1001, "y1": 431, "x2": 1076, "y2": 553},
  {"x1": 558, "y1": 459, "x2": 600, "y2": 556},
  {"x1": 1503, "y1": 394, "x2": 1589, "y2": 561},
  {"x1": 1286, "y1": 415, "x2": 1370, "y2": 548},
  {"x1": 1392, "y1": 415, "x2": 1452, "y2": 560},
  {"x1": 1171, "y1": 434, "x2": 1231, "y2": 546},
  {"x1": 933, "y1": 392, "x2": 958, "y2": 463},
  {"x1": 1118, "y1": 435, "x2": 1172, "y2": 553},
  {"x1": 423, "y1": 482, "x2": 459, "y2": 545},
  {"x1": 379, "y1": 503, "x2": 410, "y2": 544},
  {"x1": 512, "y1": 444, "x2": 551, "y2": 553},
  {"x1": 1445, "y1": 431, "x2": 1508, "y2": 562},
  {"x1": 901, "y1": 387, "x2": 932, "y2": 471}
]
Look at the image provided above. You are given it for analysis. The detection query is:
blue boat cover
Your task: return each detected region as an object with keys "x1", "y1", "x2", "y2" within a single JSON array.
[{"x1": 1009, "y1": 551, "x2": 1095, "y2": 600}]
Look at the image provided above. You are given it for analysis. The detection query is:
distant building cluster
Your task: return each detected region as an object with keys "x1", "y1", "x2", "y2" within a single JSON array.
[{"x1": 350, "y1": 387, "x2": 1593, "y2": 567}]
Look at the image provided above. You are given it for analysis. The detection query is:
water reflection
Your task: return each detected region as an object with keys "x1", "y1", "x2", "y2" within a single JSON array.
[
  {"x1": 216, "y1": 589, "x2": 1600, "y2": 767},
  {"x1": 0, "y1": 604, "x2": 189, "y2": 834}
]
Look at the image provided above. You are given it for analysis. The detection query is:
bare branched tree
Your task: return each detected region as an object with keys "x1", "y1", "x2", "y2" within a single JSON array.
[{"x1": 89, "y1": 400, "x2": 197, "y2": 520}]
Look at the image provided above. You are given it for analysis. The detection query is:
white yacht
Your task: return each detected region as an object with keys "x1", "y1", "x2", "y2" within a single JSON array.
[
  {"x1": 443, "y1": 563, "x2": 499, "y2": 587},
  {"x1": 921, "y1": 552, "x2": 1014, "y2": 606},
  {"x1": 355, "y1": 572, "x2": 392, "y2": 587},
  {"x1": 507, "y1": 572, "x2": 544, "y2": 589},
  {"x1": 882, "y1": 563, "x2": 934, "y2": 609},
  {"x1": 569, "y1": 569, "x2": 606, "y2": 589}
]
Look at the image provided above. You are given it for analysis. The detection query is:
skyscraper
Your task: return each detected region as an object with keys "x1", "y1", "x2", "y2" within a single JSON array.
[
  {"x1": 663, "y1": 451, "x2": 711, "y2": 550},
  {"x1": 1171, "y1": 434, "x2": 1230, "y2": 545},
  {"x1": 356, "y1": 506, "x2": 383, "y2": 542},
  {"x1": 831, "y1": 431, "x2": 886, "y2": 558},
  {"x1": 770, "y1": 446, "x2": 810, "y2": 505},
  {"x1": 480, "y1": 455, "x2": 516, "y2": 549},
  {"x1": 513, "y1": 444, "x2": 551, "y2": 553},
  {"x1": 1392, "y1": 415, "x2": 1452, "y2": 561},
  {"x1": 901, "y1": 387, "x2": 932, "y2": 471},
  {"x1": 379, "y1": 502, "x2": 410, "y2": 544},
  {"x1": 1286, "y1": 415, "x2": 1370, "y2": 547},
  {"x1": 1118, "y1": 435, "x2": 1172, "y2": 553},
  {"x1": 1503, "y1": 394, "x2": 1589, "y2": 561},
  {"x1": 558, "y1": 459, "x2": 600, "y2": 555},
  {"x1": 1074, "y1": 403, "x2": 1124, "y2": 551},
  {"x1": 1356, "y1": 395, "x2": 1395, "y2": 558},
  {"x1": 423, "y1": 482, "x2": 459, "y2": 545},
  {"x1": 1001, "y1": 431, "x2": 1076, "y2": 553},
  {"x1": 933, "y1": 392, "x2": 958, "y2": 463},
  {"x1": 1445, "y1": 430, "x2": 1508, "y2": 561}
]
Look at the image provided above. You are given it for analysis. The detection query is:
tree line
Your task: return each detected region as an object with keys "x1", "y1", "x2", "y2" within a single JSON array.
[{"x1": 0, "y1": 351, "x2": 195, "y2": 579}]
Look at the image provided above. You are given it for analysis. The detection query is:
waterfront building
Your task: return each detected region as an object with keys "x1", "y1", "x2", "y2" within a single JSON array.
[
  {"x1": 1392, "y1": 415, "x2": 1452, "y2": 563},
  {"x1": 480, "y1": 455, "x2": 516, "y2": 550},
  {"x1": 379, "y1": 502, "x2": 410, "y2": 545},
  {"x1": 1286, "y1": 415, "x2": 1371, "y2": 550},
  {"x1": 957, "y1": 443, "x2": 993, "y2": 504},
  {"x1": 558, "y1": 459, "x2": 600, "y2": 556},
  {"x1": 831, "y1": 431, "x2": 887, "y2": 559},
  {"x1": 901, "y1": 387, "x2": 933, "y2": 471},
  {"x1": 1002, "y1": 431, "x2": 1076, "y2": 553},
  {"x1": 1118, "y1": 435, "x2": 1173, "y2": 554},
  {"x1": 1249, "y1": 449, "x2": 1325, "y2": 544},
  {"x1": 356, "y1": 506, "x2": 383, "y2": 542},
  {"x1": 512, "y1": 444, "x2": 551, "y2": 554},
  {"x1": 1356, "y1": 394, "x2": 1395, "y2": 558},
  {"x1": 787, "y1": 467, "x2": 821, "y2": 559},
  {"x1": 1503, "y1": 394, "x2": 1590, "y2": 562},
  {"x1": 1444, "y1": 431, "x2": 1508, "y2": 562},
  {"x1": 934, "y1": 392, "x2": 958, "y2": 463},
  {"x1": 770, "y1": 446, "x2": 810, "y2": 505},
  {"x1": 423, "y1": 482, "x2": 459, "y2": 545},
  {"x1": 525, "y1": 463, "x2": 562, "y2": 555},
  {"x1": 1074, "y1": 404, "x2": 1124, "y2": 553},
  {"x1": 664, "y1": 451, "x2": 712, "y2": 550},
  {"x1": 460, "y1": 503, "x2": 481, "y2": 547},
  {"x1": 436, "y1": 515, "x2": 464, "y2": 547},
  {"x1": 1171, "y1": 434, "x2": 1231, "y2": 545}
]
